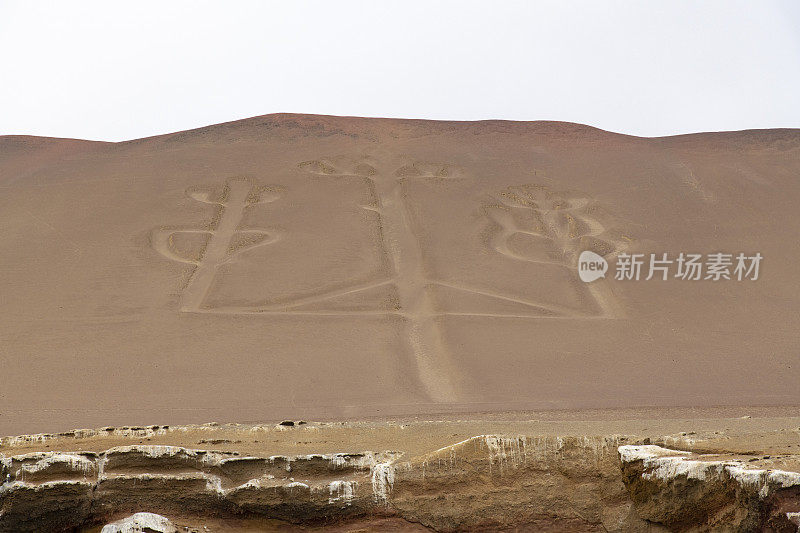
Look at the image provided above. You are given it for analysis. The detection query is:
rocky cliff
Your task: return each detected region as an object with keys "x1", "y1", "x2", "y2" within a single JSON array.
[{"x1": 3, "y1": 432, "x2": 800, "y2": 532}]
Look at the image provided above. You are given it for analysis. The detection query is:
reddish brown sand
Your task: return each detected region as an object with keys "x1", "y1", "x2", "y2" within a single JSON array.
[{"x1": 1, "y1": 114, "x2": 799, "y2": 437}]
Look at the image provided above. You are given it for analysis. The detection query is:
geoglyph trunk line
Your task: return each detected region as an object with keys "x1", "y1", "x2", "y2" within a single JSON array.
[{"x1": 370, "y1": 170, "x2": 461, "y2": 403}]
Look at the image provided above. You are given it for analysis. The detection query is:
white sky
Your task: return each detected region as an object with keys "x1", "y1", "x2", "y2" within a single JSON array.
[{"x1": 1, "y1": 0, "x2": 799, "y2": 141}]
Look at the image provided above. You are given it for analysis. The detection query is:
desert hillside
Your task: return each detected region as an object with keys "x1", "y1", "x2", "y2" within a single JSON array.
[{"x1": 1, "y1": 114, "x2": 799, "y2": 437}]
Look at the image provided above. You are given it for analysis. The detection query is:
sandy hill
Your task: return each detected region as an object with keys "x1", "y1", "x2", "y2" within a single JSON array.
[{"x1": 1, "y1": 113, "x2": 799, "y2": 436}]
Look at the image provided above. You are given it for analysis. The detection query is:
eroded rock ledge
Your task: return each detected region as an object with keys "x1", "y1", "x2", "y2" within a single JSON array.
[
  {"x1": 619, "y1": 445, "x2": 800, "y2": 532},
  {"x1": 2, "y1": 437, "x2": 800, "y2": 532}
]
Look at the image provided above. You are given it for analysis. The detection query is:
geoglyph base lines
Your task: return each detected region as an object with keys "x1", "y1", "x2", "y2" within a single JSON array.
[{"x1": 152, "y1": 159, "x2": 629, "y2": 403}]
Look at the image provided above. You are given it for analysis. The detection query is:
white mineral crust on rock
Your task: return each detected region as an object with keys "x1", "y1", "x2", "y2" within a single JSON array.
[{"x1": 100, "y1": 512, "x2": 177, "y2": 533}]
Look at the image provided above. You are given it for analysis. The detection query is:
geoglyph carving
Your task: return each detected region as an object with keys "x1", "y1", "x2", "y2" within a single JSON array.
[{"x1": 153, "y1": 160, "x2": 628, "y2": 402}]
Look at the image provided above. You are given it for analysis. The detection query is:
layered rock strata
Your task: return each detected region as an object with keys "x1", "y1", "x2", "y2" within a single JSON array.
[{"x1": 2, "y1": 437, "x2": 800, "y2": 531}]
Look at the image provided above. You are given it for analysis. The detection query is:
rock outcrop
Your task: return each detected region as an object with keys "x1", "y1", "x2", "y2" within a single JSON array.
[
  {"x1": 388, "y1": 435, "x2": 649, "y2": 531},
  {"x1": 3, "y1": 437, "x2": 800, "y2": 531},
  {"x1": 0, "y1": 444, "x2": 402, "y2": 532},
  {"x1": 619, "y1": 445, "x2": 800, "y2": 532}
]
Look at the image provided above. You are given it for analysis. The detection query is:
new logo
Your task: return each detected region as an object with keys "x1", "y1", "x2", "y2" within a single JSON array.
[{"x1": 578, "y1": 251, "x2": 608, "y2": 283}]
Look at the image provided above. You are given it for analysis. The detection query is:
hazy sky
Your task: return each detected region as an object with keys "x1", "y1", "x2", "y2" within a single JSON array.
[{"x1": 1, "y1": 0, "x2": 799, "y2": 141}]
